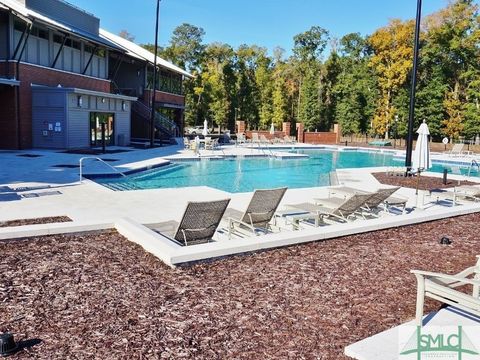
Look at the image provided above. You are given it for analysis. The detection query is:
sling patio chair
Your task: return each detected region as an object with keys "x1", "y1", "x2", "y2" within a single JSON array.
[
  {"x1": 285, "y1": 192, "x2": 374, "y2": 226},
  {"x1": 444, "y1": 143, "x2": 473, "y2": 157},
  {"x1": 411, "y1": 256, "x2": 480, "y2": 326},
  {"x1": 183, "y1": 137, "x2": 191, "y2": 150},
  {"x1": 363, "y1": 186, "x2": 408, "y2": 214},
  {"x1": 225, "y1": 187, "x2": 287, "y2": 239},
  {"x1": 236, "y1": 133, "x2": 247, "y2": 145},
  {"x1": 251, "y1": 132, "x2": 260, "y2": 145},
  {"x1": 147, "y1": 199, "x2": 230, "y2": 246},
  {"x1": 260, "y1": 134, "x2": 272, "y2": 145},
  {"x1": 322, "y1": 185, "x2": 407, "y2": 215},
  {"x1": 454, "y1": 185, "x2": 480, "y2": 202}
]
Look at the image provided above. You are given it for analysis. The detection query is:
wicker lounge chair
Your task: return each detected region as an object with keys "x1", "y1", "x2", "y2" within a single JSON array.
[
  {"x1": 412, "y1": 256, "x2": 480, "y2": 326},
  {"x1": 286, "y1": 192, "x2": 373, "y2": 225},
  {"x1": 149, "y1": 199, "x2": 230, "y2": 246},
  {"x1": 363, "y1": 187, "x2": 407, "y2": 214},
  {"x1": 323, "y1": 186, "x2": 407, "y2": 215},
  {"x1": 226, "y1": 187, "x2": 287, "y2": 238}
]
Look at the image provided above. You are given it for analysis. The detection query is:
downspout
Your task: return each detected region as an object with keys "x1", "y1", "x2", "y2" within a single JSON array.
[
  {"x1": 14, "y1": 19, "x2": 33, "y2": 149},
  {"x1": 5, "y1": 14, "x2": 11, "y2": 78}
]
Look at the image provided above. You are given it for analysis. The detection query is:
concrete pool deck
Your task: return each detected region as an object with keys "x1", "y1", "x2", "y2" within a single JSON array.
[{"x1": 1, "y1": 142, "x2": 480, "y2": 266}]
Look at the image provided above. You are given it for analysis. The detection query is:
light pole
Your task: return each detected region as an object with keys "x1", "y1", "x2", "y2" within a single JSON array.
[
  {"x1": 150, "y1": 0, "x2": 161, "y2": 148},
  {"x1": 405, "y1": 0, "x2": 422, "y2": 172},
  {"x1": 394, "y1": 115, "x2": 398, "y2": 148}
]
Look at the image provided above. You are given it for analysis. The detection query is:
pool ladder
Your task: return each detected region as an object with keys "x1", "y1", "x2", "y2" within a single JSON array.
[
  {"x1": 254, "y1": 142, "x2": 276, "y2": 158},
  {"x1": 78, "y1": 156, "x2": 127, "y2": 183},
  {"x1": 467, "y1": 159, "x2": 480, "y2": 178}
]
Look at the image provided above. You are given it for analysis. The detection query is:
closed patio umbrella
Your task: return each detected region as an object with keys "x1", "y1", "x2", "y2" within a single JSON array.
[
  {"x1": 412, "y1": 120, "x2": 432, "y2": 194},
  {"x1": 202, "y1": 119, "x2": 208, "y2": 136},
  {"x1": 270, "y1": 123, "x2": 275, "y2": 135}
]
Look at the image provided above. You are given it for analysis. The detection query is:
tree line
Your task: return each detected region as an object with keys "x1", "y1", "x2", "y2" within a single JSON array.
[{"x1": 142, "y1": 0, "x2": 479, "y2": 141}]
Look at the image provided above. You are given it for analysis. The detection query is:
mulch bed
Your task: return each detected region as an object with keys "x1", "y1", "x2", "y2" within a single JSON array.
[
  {"x1": 373, "y1": 172, "x2": 477, "y2": 191},
  {"x1": 0, "y1": 216, "x2": 72, "y2": 228},
  {"x1": 1, "y1": 217, "x2": 479, "y2": 359}
]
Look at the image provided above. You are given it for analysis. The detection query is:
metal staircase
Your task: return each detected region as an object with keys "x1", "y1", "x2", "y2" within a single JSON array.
[{"x1": 131, "y1": 100, "x2": 179, "y2": 141}]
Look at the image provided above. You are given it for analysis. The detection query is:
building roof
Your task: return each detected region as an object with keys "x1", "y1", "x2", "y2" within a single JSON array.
[
  {"x1": 31, "y1": 84, "x2": 138, "y2": 101},
  {"x1": 100, "y1": 29, "x2": 193, "y2": 79},
  {"x1": 0, "y1": 0, "x2": 123, "y2": 51}
]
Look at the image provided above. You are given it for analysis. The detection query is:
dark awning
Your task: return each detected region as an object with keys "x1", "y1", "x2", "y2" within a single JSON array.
[{"x1": 158, "y1": 103, "x2": 185, "y2": 110}]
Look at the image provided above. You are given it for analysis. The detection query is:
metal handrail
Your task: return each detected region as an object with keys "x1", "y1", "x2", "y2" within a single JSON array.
[
  {"x1": 467, "y1": 159, "x2": 480, "y2": 177},
  {"x1": 79, "y1": 156, "x2": 127, "y2": 183},
  {"x1": 132, "y1": 101, "x2": 179, "y2": 137}
]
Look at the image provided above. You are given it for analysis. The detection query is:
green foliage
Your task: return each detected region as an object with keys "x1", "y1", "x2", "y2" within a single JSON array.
[
  {"x1": 293, "y1": 26, "x2": 329, "y2": 63},
  {"x1": 299, "y1": 68, "x2": 321, "y2": 131},
  {"x1": 158, "y1": 0, "x2": 479, "y2": 139}
]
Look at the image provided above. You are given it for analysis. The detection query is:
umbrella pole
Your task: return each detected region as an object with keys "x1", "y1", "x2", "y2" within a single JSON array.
[{"x1": 416, "y1": 170, "x2": 421, "y2": 195}]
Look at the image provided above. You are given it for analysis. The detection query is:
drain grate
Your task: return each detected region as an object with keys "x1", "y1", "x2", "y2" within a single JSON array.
[
  {"x1": 17, "y1": 154, "x2": 43, "y2": 158},
  {"x1": 52, "y1": 164, "x2": 80, "y2": 168}
]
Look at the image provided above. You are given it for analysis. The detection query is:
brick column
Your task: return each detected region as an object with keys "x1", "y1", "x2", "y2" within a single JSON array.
[
  {"x1": 333, "y1": 123, "x2": 341, "y2": 143},
  {"x1": 296, "y1": 122, "x2": 305, "y2": 143},
  {"x1": 236, "y1": 120, "x2": 246, "y2": 134},
  {"x1": 282, "y1": 122, "x2": 291, "y2": 136}
]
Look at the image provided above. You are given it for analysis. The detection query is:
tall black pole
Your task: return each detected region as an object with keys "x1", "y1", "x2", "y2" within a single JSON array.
[
  {"x1": 405, "y1": 0, "x2": 422, "y2": 170},
  {"x1": 150, "y1": 0, "x2": 160, "y2": 148}
]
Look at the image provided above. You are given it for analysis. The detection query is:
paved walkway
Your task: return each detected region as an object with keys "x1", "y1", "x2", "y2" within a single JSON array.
[{"x1": 0, "y1": 143, "x2": 478, "y2": 225}]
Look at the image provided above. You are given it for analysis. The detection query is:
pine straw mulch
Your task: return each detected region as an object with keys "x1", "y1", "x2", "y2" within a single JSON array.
[
  {"x1": 0, "y1": 216, "x2": 72, "y2": 228},
  {"x1": 373, "y1": 172, "x2": 478, "y2": 191},
  {"x1": 1, "y1": 216, "x2": 479, "y2": 359}
]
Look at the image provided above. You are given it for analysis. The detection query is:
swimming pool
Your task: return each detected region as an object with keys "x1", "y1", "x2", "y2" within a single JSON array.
[{"x1": 94, "y1": 149, "x2": 398, "y2": 193}]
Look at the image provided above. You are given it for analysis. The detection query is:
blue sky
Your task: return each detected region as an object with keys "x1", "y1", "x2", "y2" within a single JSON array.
[{"x1": 71, "y1": 0, "x2": 466, "y2": 54}]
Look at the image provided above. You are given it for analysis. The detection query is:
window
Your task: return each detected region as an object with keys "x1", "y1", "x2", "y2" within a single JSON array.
[
  {"x1": 95, "y1": 48, "x2": 105, "y2": 58},
  {"x1": 53, "y1": 34, "x2": 64, "y2": 44},
  {"x1": 71, "y1": 40, "x2": 81, "y2": 50},
  {"x1": 30, "y1": 26, "x2": 48, "y2": 40},
  {"x1": 14, "y1": 20, "x2": 26, "y2": 32},
  {"x1": 38, "y1": 29, "x2": 48, "y2": 40}
]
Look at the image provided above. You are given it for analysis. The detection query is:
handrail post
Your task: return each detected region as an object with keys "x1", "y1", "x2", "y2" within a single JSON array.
[{"x1": 78, "y1": 156, "x2": 126, "y2": 184}]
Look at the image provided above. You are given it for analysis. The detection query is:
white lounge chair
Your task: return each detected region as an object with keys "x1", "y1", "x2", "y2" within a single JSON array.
[
  {"x1": 412, "y1": 256, "x2": 480, "y2": 326},
  {"x1": 183, "y1": 137, "x2": 191, "y2": 150},
  {"x1": 454, "y1": 185, "x2": 480, "y2": 202},
  {"x1": 260, "y1": 134, "x2": 271, "y2": 145},
  {"x1": 225, "y1": 187, "x2": 287, "y2": 238},
  {"x1": 236, "y1": 133, "x2": 247, "y2": 145},
  {"x1": 444, "y1": 143, "x2": 473, "y2": 157},
  {"x1": 148, "y1": 199, "x2": 230, "y2": 246}
]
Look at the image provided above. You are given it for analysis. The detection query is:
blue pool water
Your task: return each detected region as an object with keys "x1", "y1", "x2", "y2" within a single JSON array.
[
  {"x1": 94, "y1": 149, "x2": 399, "y2": 193},
  {"x1": 93, "y1": 149, "x2": 480, "y2": 193}
]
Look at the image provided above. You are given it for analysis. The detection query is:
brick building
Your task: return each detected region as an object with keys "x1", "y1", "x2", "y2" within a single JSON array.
[{"x1": 0, "y1": 0, "x2": 192, "y2": 149}]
